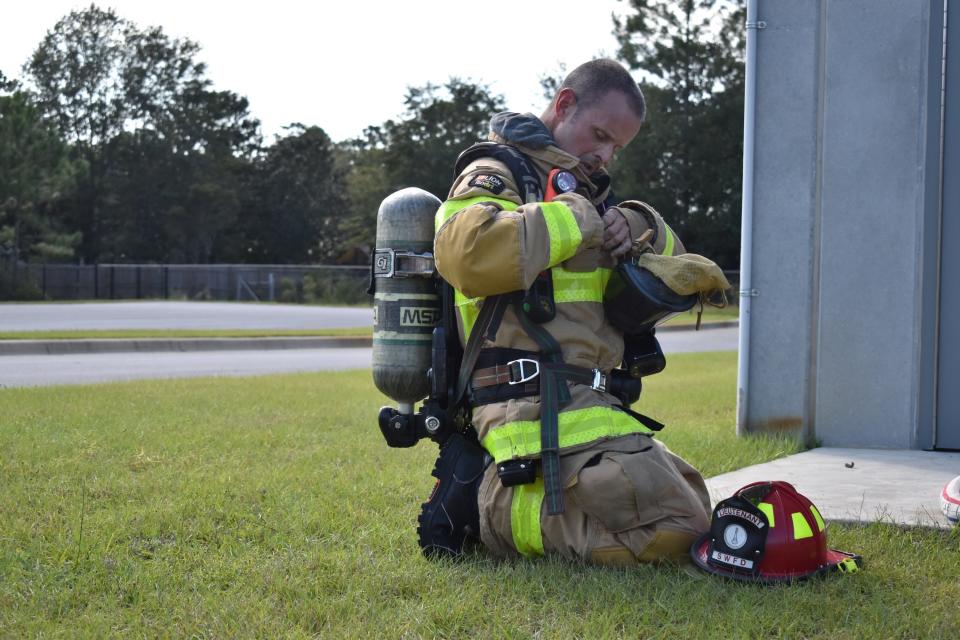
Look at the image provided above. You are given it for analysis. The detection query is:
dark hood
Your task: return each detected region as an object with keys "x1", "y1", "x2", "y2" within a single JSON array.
[
  {"x1": 488, "y1": 112, "x2": 556, "y2": 149},
  {"x1": 488, "y1": 111, "x2": 611, "y2": 198}
]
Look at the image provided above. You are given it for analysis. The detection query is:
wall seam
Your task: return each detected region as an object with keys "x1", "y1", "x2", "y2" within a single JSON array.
[
  {"x1": 806, "y1": 0, "x2": 828, "y2": 448},
  {"x1": 916, "y1": 0, "x2": 947, "y2": 449},
  {"x1": 929, "y1": 0, "x2": 948, "y2": 447}
]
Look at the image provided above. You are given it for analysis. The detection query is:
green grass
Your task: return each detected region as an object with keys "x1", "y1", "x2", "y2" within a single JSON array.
[
  {"x1": 0, "y1": 327, "x2": 373, "y2": 340},
  {"x1": 1, "y1": 355, "x2": 957, "y2": 638}
]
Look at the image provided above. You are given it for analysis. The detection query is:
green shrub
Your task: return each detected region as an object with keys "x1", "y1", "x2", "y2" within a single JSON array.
[
  {"x1": 278, "y1": 277, "x2": 302, "y2": 303},
  {"x1": 0, "y1": 266, "x2": 44, "y2": 300}
]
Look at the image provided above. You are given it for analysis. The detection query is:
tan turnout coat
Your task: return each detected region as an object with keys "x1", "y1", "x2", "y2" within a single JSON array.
[{"x1": 434, "y1": 113, "x2": 710, "y2": 565}]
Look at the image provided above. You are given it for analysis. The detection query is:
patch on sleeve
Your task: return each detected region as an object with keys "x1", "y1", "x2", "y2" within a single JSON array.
[{"x1": 468, "y1": 173, "x2": 506, "y2": 195}]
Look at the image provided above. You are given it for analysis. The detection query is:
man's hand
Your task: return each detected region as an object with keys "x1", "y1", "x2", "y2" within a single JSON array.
[{"x1": 601, "y1": 208, "x2": 632, "y2": 258}]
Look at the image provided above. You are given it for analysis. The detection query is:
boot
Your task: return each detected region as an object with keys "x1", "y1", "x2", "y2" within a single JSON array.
[{"x1": 417, "y1": 431, "x2": 490, "y2": 558}]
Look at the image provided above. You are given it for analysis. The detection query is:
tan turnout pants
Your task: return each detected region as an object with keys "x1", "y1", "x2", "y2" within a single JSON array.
[{"x1": 478, "y1": 433, "x2": 711, "y2": 565}]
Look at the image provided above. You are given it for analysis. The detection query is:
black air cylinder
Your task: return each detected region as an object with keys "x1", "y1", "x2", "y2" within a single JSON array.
[{"x1": 371, "y1": 188, "x2": 442, "y2": 411}]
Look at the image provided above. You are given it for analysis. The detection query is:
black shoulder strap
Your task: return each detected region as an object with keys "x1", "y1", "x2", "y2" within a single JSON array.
[
  {"x1": 454, "y1": 142, "x2": 544, "y2": 204},
  {"x1": 451, "y1": 293, "x2": 515, "y2": 411}
]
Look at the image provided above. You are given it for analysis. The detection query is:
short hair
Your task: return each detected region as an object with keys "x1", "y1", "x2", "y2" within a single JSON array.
[{"x1": 558, "y1": 59, "x2": 646, "y2": 123}]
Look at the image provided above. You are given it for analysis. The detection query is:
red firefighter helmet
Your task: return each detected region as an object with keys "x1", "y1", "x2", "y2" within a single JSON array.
[{"x1": 691, "y1": 480, "x2": 862, "y2": 583}]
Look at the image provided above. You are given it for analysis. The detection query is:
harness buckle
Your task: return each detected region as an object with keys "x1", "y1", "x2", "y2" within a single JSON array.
[
  {"x1": 507, "y1": 358, "x2": 540, "y2": 385},
  {"x1": 591, "y1": 369, "x2": 608, "y2": 393}
]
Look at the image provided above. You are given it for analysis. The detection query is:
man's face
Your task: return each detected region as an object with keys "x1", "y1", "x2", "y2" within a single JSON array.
[{"x1": 551, "y1": 89, "x2": 643, "y2": 175}]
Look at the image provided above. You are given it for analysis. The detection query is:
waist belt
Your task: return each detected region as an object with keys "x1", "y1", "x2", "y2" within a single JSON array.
[
  {"x1": 470, "y1": 345, "x2": 666, "y2": 520},
  {"x1": 470, "y1": 348, "x2": 610, "y2": 407}
]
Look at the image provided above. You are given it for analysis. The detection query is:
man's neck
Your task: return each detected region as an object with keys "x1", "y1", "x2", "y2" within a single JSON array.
[{"x1": 539, "y1": 108, "x2": 558, "y2": 136}]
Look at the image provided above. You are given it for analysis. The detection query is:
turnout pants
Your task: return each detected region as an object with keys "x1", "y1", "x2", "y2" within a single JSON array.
[{"x1": 478, "y1": 433, "x2": 711, "y2": 565}]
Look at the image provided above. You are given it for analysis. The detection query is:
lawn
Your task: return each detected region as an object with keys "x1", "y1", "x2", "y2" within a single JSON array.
[{"x1": 1, "y1": 354, "x2": 957, "y2": 638}]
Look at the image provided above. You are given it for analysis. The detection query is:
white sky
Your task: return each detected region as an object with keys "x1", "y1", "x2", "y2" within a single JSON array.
[{"x1": 3, "y1": 0, "x2": 628, "y2": 143}]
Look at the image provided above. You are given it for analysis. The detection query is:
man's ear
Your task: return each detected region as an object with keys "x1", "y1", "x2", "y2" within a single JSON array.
[{"x1": 554, "y1": 88, "x2": 578, "y2": 122}]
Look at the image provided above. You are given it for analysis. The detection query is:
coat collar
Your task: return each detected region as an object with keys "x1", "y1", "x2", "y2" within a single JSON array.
[{"x1": 487, "y1": 111, "x2": 609, "y2": 196}]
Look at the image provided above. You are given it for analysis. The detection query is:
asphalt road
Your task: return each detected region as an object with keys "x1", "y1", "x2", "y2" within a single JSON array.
[
  {"x1": 0, "y1": 328, "x2": 737, "y2": 388},
  {"x1": 0, "y1": 301, "x2": 372, "y2": 331},
  {"x1": 0, "y1": 348, "x2": 372, "y2": 388}
]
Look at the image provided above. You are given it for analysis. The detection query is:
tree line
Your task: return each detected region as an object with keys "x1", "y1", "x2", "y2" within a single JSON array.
[{"x1": 0, "y1": 1, "x2": 743, "y2": 271}]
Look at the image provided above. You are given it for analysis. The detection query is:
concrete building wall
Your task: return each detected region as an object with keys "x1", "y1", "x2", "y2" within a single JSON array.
[
  {"x1": 747, "y1": 1, "x2": 821, "y2": 437},
  {"x1": 747, "y1": 0, "x2": 937, "y2": 448}
]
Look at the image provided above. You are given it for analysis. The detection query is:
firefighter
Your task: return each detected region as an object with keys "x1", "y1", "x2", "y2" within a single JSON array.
[{"x1": 419, "y1": 59, "x2": 712, "y2": 565}]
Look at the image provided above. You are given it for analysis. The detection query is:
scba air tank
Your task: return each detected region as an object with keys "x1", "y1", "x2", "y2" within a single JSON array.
[{"x1": 371, "y1": 188, "x2": 442, "y2": 412}]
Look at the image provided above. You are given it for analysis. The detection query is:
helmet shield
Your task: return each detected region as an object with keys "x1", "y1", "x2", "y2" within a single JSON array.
[
  {"x1": 701, "y1": 494, "x2": 769, "y2": 577},
  {"x1": 691, "y1": 481, "x2": 863, "y2": 584}
]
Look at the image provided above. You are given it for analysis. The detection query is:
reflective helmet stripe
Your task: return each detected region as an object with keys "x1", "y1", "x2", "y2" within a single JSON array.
[
  {"x1": 792, "y1": 511, "x2": 814, "y2": 539},
  {"x1": 758, "y1": 501, "x2": 776, "y2": 527},
  {"x1": 662, "y1": 223, "x2": 677, "y2": 256},
  {"x1": 482, "y1": 406, "x2": 652, "y2": 463},
  {"x1": 810, "y1": 505, "x2": 826, "y2": 532},
  {"x1": 511, "y1": 477, "x2": 545, "y2": 557}
]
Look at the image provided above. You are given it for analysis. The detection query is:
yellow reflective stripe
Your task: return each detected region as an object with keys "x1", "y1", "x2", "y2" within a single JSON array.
[
  {"x1": 810, "y1": 505, "x2": 825, "y2": 532},
  {"x1": 457, "y1": 268, "x2": 611, "y2": 337},
  {"x1": 662, "y1": 224, "x2": 676, "y2": 256},
  {"x1": 455, "y1": 289, "x2": 482, "y2": 339},
  {"x1": 435, "y1": 196, "x2": 519, "y2": 231},
  {"x1": 758, "y1": 502, "x2": 776, "y2": 528},
  {"x1": 552, "y1": 267, "x2": 612, "y2": 303},
  {"x1": 510, "y1": 477, "x2": 545, "y2": 557},
  {"x1": 540, "y1": 202, "x2": 582, "y2": 267},
  {"x1": 481, "y1": 406, "x2": 651, "y2": 463},
  {"x1": 792, "y1": 512, "x2": 814, "y2": 540}
]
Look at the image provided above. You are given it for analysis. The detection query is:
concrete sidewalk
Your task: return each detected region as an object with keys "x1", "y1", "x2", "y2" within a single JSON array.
[{"x1": 706, "y1": 447, "x2": 960, "y2": 529}]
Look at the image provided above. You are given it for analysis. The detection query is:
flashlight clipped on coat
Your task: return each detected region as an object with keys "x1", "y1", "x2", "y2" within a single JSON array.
[{"x1": 544, "y1": 168, "x2": 578, "y2": 202}]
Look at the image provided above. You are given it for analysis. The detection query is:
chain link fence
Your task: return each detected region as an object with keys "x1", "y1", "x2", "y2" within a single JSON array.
[
  {"x1": 0, "y1": 262, "x2": 371, "y2": 304},
  {"x1": 0, "y1": 260, "x2": 740, "y2": 306}
]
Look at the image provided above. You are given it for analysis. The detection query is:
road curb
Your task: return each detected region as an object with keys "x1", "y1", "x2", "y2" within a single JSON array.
[
  {"x1": 0, "y1": 321, "x2": 738, "y2": 356},
  {"x1": 0, "y1": 336, "x2": 373, "y2": 355},
  {"x1": 657, "y1": 320, "x2": 739, "y2": 333}
]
